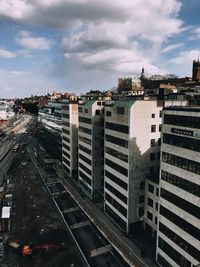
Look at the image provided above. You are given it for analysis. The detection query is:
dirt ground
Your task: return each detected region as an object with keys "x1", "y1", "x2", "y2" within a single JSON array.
[{"x1": 1, "y1": 148, "x2": 84, "y2": 267}]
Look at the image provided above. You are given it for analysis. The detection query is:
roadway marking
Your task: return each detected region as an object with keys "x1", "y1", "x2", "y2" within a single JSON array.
[
  {"x1": 62, "y1": 206, "x2": 80, "y2": 214},
  {"x1": 70, "y1": 220, "x2": 91, "y2": 230},
  {"x1": 89, "y1": 244, "x2": 112, "y2": 258}
]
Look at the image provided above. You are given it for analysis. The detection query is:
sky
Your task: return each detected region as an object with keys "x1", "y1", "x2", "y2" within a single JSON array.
[{"x1": 0, "y1": 0, "x2": 200, "y2": 98}]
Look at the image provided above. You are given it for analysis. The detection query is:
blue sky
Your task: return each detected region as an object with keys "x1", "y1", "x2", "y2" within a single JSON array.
[{"x1": 0, "y1": 0, "x2": 200, "y2": 98}]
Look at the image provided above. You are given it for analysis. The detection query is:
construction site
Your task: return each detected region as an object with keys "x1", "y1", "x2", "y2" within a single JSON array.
[{"x1": 0, "y1": 143, "x2": 85, "y2": 267}]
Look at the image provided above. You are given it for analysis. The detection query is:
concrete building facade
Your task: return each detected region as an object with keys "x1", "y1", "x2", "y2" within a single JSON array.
[
  {"x1": 156, "y1": 107, "x2": 200, "y2": 267},
  {"x1": 78, "y1": 100, "x2": 105, "y2": 200},
  {"x1": 62, "y1": 101, "x2": 78, "y2": 178}
]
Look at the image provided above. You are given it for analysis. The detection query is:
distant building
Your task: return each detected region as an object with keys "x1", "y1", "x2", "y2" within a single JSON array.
[
  {"x1": 192, "y1": 59, "x2": 200, "y2": 81},
  {"x1": 156, "y1": 106, "x2": 200, "y2": 267}
]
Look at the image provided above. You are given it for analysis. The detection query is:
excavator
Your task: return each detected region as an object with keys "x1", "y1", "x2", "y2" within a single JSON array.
[{"x1": 7, "y1": 240, "x2": 64, "y2": 256}]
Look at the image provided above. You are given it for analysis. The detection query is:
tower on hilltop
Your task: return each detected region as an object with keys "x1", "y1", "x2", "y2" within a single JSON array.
[{"x1": 192, "y1": 56, "x2": 200, "y2": 81}]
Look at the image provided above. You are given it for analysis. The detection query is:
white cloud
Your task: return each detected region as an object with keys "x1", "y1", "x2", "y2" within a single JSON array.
[
  {"x1": 169, "y1": 49, "x2": 199, "y2": 64},
  {"x1": 162, "y1": 43, "x2": 183, "y2": 53},
  {"x1": 15, "y1": 31, "x2": 53, "y2": 50},
  {"x1": 0, "y1": 48, "x2": 17, "y2": 58}
]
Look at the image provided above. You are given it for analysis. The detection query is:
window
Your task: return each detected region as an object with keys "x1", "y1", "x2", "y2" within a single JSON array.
[
  {"x1": 159, "y1": 110, "x2": 162, "y2": 118},
  {"x1": 79, "y1": 116, "x2": 91, "y2": 124},
  {"x1": 85, "y1": 109, "x2": 88, "y2": 113},
  {"x1": 106, "y1": 111, "x2": 112, "y2": 117},
  {"x1": 105, "y1": 147, "x2": 128, "y2": 162},
  {"x1": 105, "y1": 182, "x2": 127, "y2": 204},
  {"x1": 105, "y1": 122, "x2": 129, "y2": 134},
  {"x1": 116, "y1": 107, "x2": 125, "y2": 115},
  {"x1": 150, "y1": 139, "x2": 156, "y2": 147},
  {"x1": 156, "y1": 188, "x2": 159, "y2": 197},
  {"x1": 155, "y1": 217, "x2": 157, "y2": 225},
  {"x1": 155, "y1": 202, "x2": 158, "y2": 211},
  {"x1": 164, "y1": 114, "x2": 200, "y2": 129},
  {"x1": 151, "y1": 113, "x2": 155, "y2": 118},
  {"x1": 97, "y1": 101, "x2": 101, "y2": 106},
  {"x1": 105, "y1": 158, "x2": 128, "y2": 176},
  {"x1": 78, "y1": 107, "x2": 83, "y2": 112},
  {"x1": 158, "y1": 138, "x2": 161, "y2": 146},
  {"x1": 147, "y1": 211, "x2": 153, "y2": 221},
  {"x1": 148, "y1": 184, "x2": 154, "y2": 193},
  {"x1": 151, "y1": 125, "x2": 156, "y2": 132},
  {"x1": 105, "y1": 193, "x2": 127, "y2": 217},
  {"x1": 139, "y1": 195, "x2": 144, "y2": 203},
  {"x1": 139, "y1": 207, "x2": 144, "y2": 216},
  {"x1": 105, "y1": 134, "x2": 128, "y2": 148},
  {"x1": 150, "y1": 153, "x2": 155, "y2": 161},
  {"x1": 140, "y1": 182, "x2": 145, "y2": 190},
  {"x1": 105, "y1": 170, "x2": 128, "y2": 190},
  {"x1": 95, "y1": 110, "x2": 100, "y2": 115},
  {"x1": 159, "y1": 124, "x2": 162, "y2": 132},
  {"x1": 148, "y1": 197, "x2": 153, "y2": 208}
]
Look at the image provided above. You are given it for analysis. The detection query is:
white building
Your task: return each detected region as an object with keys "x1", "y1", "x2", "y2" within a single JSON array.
[
  {"x1": 156, "y1": 107, "x2": 200, "y2": 267},
  {"x1": 78, "y1": 100, "x2": 105, "y2": 200},
  {"x1": 62, "y1": 101, "x2": 78, "y2": 178}
]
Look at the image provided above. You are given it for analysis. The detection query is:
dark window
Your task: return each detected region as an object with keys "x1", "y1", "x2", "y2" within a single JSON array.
[
  {"x1": 105, "y1": 182, "x2": 127, "y2": 204},
  {"x1": 151, "y1": 113, "x2": 155, "y2": 118},
  {"x1": 150, "y1": 139, "x2": 156, "y2": 147},
  {"x1": 162, "y1": 152, "x2": 200, "y2": 175},
  {"x1": 63, "y1": 143, "x2": 70, "y2": 151},
  {"x1": 62, "y1": 105, "x2": 69, "y2": 111},
  {"x1": 63, "y1": 164, "x2": 70, "y2": 174},
  {"x1": 85, "y1": 109, "x2": 88, "y2": 113},
  {"x1": 79, "y1": 144, "x2": 91, "y2": 155},
  {"x1": 105, "y1": 193, "x2": 127, "y2": 217},
  {"x1": 105, "y1": 134, "x2": 128, "y2": 148},
  {"x1": 79, "y1": 126, "x2": 92, "y2": 135},
  {"x1": 164, "y1": 114, "x2": 200, "y2": 129},
  {"x1": 63, "y1": 150, "x2": 70, "y2": 159},
  {"x1": 151, "y1": 125, "x2": 156, "y2": 132},
  {"x1": 158, "y1": 238, "x2": 191, "y2": 267},
  {"x1": 105, "y1": 147, "x2": 128, "y2": 162},
  {"x1": 79, "y1": 116, "x2": 91, "y2": 124},
  {"x1": 106, "y1": 111, "x2": 112, "y2": 117},
  {"x1": 140, "y1": 182, "x2": 145, "y2": 190},
  {"x1": 155, "y1": 202, "x2": 158, "y2": 211},
  {"x1": 163, "y1": 133, "x2": 200, "y2": 152},
  {"x1": 63, "y1": 121, "x2": 70, "y2": 127},
  {"x1": 158, "y1": 138, "x2": 161, "y2": 146},
  {"x1": 159, "y1": 124, "x2": 162, "y2": 132},
  {"x1": 105, "y1": 158, "x2": 128, "y2": 176},
  {"x1": 79, "y1": 153, "x2": 91, "y2": 165},
  {"x1": 63, "y1": 157, "x2": 70, "y2": 167},
  {"x1": 78, "y1": 107, "x2": 82, "y2": 112},
  {"x1": 62, "y1": 128, "x2": 70, "y2": 135},
  {"x1": 79, "y1": 171, "x2": 91, "y2": 185},
  {"x1": 105, "y1": 122, "x2": 129, "y2": 134},
  {"x1": 105, "y1": 170, "x2": 128, "y2": 190},
  {"x1": 161, "y1": 188, "x2": 200, "y2": 219},
  {"x1": 97, "y1": 101, "x2": 101, "y2": 106},
  {"x1": 156, "y1": 188, "x2": 159, "y2": 196},
  {"x1": 157, "y1": 254, "x2": 172, "y2": 267},
  {"x1": 159, "y1": 110, "x2": 162, "y2": 118},
  {"x1": 62, "y1": 113, "x2": 69, "y2": 119},
  {"x1": 148, "y1": 197, "x2": 153, "y2": 208},
  {"x1": 148, "y1": 184, "x2": 154, "y2": 193},
  {"x1": 95, "y1": 110, "x2": 100, "y2": 115},
  {"x1": 79, "y1": 180, "x2": 91, "y2": 195},
  {"x1": 159, "y1": 222, "x2": 200, "y2": 262},
  {"x1": 161, "y1": 170, "x2": 200, "y2": 197},
  {"x1": 116, "y1": 107, "x2": 125, "y2": 115},
  {"x1": 160, "y1": 205, "x2": 200, "y2": 241},
  {"x1": 147, "y1": 211, "x2": 153, "y2": 221},
  {"x1": 79, "y1": 136, "x2": 91, "y2": 145},
  {"x1": 63, "y1": 136, "x2": 70, "y2": 143},
  {"x1": 155, "y1": 217, "x2": 157, "y2": 225}
]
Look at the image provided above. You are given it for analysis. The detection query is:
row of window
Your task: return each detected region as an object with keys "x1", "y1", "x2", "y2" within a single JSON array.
[
  {"x1": 161, "y1": 188, "x2": 200, "y2": 219},
  {"x1": 163, "y1": 133, "x2": 200, "y2": 152},
  {"x1": 79, "y1": 116, "x2": 91, "y2": 124},
  {"x1": 63, "y1": 136, "x2": 70, "y2": 143},
  {"x1": 105, "y1": 192, "x2": 127, "y2": 217},
  {"x1": 105, "y1": 134, "x2": 128, "y2": 148},
  {"x1": 105, "y1": 170, "x2": 128, "y2": 190},
  {"x1": 151, "y1": 124, "x2": 162, "y2": 133},
  {"x1": 105, "y1": 182, "x2": 127, "y2": 204},
  {"x1": 79, "y1": 170, "x2": 91, "y2": 185},
  {"x1": 105, "y1": 146, "x2": 128, "y2": 162},
  {"x1": 79, "y1": 162, "x2": 91, "y2": 176},
  {"x1": 162, "y1": 152, "x2": 200, "y2": 175},
  {"x1": 62, "y1": 113, "x2": 69, "y2": 119},
  {"x1": 79, "y1": 179, "x2": 91, "y2": 195},
  {"x1": 62, "y1": 128, "x2": 70, "y2": 135},
  {"x1": 105, "y1": 122, "x2": 129, "y2": 134},
  {"x1": 157, "y1": 253, "x2": 172, "y2": 267},
  {"x1": 159, "y1": 222, "x2": 200, "y2": 262},
  {"x1": 62, "y1": 105, "x2": 69, "y2": 111},
  {"x1": 158, "y1": 237, "x2": 191, "y2": 267},
  {"x1": 151, "y1": 111, "x2": 162, "y2": 118},
  {"x1": 79, "y1": 136, "x2": 91, "y2": 145},
  {"x1": 150, "y1": 152, "x2": 160, "y2": 161},
  {"x1": 63, "y1": 121, "x2": 70, "y2": 127},
  {"x1": 105, "y1": 158, "x2": 128, "y2": 176},
  {"x1": 79, "y1": 153, "x2": 91, "y2": 166},
  {"x1": 62, "y1": 143, "x2": 70, "y2": 152},
  {"x1": 164, "y1": 114, "x2": 200, "y2": 129},
  {"x1": 160, "y1": 205, "x2": 200, "y2": 241},
  {"x1": 79, "y1": 126, "x2": 92, "y2": 135},
  {"x1": 63, "y1": 156, "x2": 70, "y2": 167},
  {"x1": 63, "y1": 164, "x2": 70, "y2": 175},
  {"x1": 79, "y1": 144, "x2": 91, "y2": 155},
  {"x1": 105, "y1": 204, "x2": 126, "y2": 231},
  {"x1": 63, "y1": 150, "x2": 70, "y2": 160},
  {"x1": 78, "y1": 107, "x2": 88, "y2": 114},
  {"x1": 161, "y1": 170, "x2": 200, "y2": 197}
]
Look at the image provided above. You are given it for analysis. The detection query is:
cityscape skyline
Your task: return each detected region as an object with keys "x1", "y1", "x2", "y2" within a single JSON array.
[{"x1": 0, "y1": 0, "x2": 200, "y2": 98}]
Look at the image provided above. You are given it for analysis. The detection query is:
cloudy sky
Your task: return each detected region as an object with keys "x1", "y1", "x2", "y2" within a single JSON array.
[{"x1": 0, "y1": 0, "x2": 200, "y2": 98}]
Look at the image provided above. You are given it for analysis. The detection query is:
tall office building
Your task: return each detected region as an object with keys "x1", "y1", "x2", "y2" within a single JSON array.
[
  {"x1": 156, "y1": 107, "x2": 200, "y2": 267},
  {"x1": 62, "y1": 100, "x2": 79, "y2": 178},
  {"x1": 104, "y1": 100, "x2": 163, "y2": 234},
  {"x1": 78, "y1": 100, "x2": 105, "y2": 200}
]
